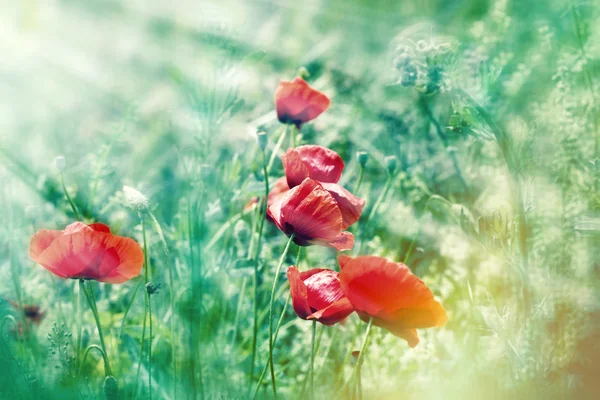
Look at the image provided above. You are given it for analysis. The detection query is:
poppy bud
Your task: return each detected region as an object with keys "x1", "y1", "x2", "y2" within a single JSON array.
[
  {"x1": 123, "y1": 186, "x2": 149, "y2": 212},
  {"x1": 146, "y1": 282, "x2": 161, "y2": 296},
  {"x1": 298, "y1": 66, "x2": 310, "y2": 80},
  {"x1": 257, "y1": 131, "x2": 268, "y2": 152},
  {"x1": 103, "y1": 375, "x2": 119, "y2": 400},
  {"x1": 384, "y1": 156, "x2": 398, "y2": 176},
  {"x1": 356, "y1": 151, "x2": 368, "y2": 168},
  {"x1": 55, "y1": 156, "x2": 66, "y2": 172}
]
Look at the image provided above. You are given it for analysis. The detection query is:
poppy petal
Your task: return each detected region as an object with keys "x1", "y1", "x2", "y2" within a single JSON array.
[
  {"x1": 382, "y1": 299, "x2": 448, "y2": 329},
  {"x1": 268, "y1": 177, "x2": 290, "y2": 207},
  {"x1": 275, "y1": 77, "x2": 330, "y2": 127},
  {"x1": 281, "y1": 148, "x2": 310, "y2": 188},
  {"x1": 303, "y1": 269, "x2": 346, "y2": 311},
  {"x1": 339, "y1": 256, "x2": 436, "y2": 316},
  {"x1": 286, "y1": 145, "x2": 344, "y2": 187},
  {"x1": 321, "y1": 183, "x2": 365, "y2": 229},
  {"x1": 287, "y1": 266, "x2": 312, "y2": 319},
  {"x1": 388, "y1": 327, "x2": 420, "y2": 348},
  {"x1": 307, "y1": 297, "x2": 354, "y2": 325},
  {"x1": 88, "y1": 223, "x2": 111, "y2": 233},
  {"x1": 30, "y1": 223, "x2": 144, "y2": 284},
  {"x1": 277, "y1": 179, "x2": 343, "y2": 244},
  {"x1": 30, "y1": 229, "x2": 62, "y2": 262},
  {"x1": 321, "y1": 231, "x2": 354, "y2": 251}
]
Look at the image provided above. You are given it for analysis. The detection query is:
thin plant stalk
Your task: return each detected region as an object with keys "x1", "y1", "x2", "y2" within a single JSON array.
[
  {"x1": 142, "y1": 215, "x2": 152, "y2": 400},
  {"x1": 267, "y1": 125, "x2": 288, "y2": 173},
  {"x1": 230, "y1": 276, "x2": 248, "y2": 349},
  {"x1": 118, "y1": 280, "x2": 143, "y2": 339},
  {"x1": 80, "y1": 280, "x2": 112, "y2": 376},
  {"x1": 148, "y1": 211, "x2": 178, "y2": 399},
  {"x1": 253, "y1": 293, "x2": 291, "y2": 399},
  {"x1": 354, "y1": 165, "x2": 365, "y2": 194},
  {"x1": 134, "y1": 213, "x2": 152, "y2": 400},
  {"x1": 249, "y1": 146, "x2": 271, "y2": 386},
  {"x1": 291, "y1": 124, "x2": 298, "y2": 148},
  {"x1": 310, "y1": 320, "x2": 317, "y2": 399},
  {"x1": 76, "y1": 281, "x2": 83, "y2": 369},
  {"x1": 59, "y1": 173, "x2": 81, "y2": 221},
  {"x1": 255, "y1": 235, "x2": 295, "y2": 399},
  {"x1": 356, "y1": 175, "x2": 394, "y2": 254},
  {"x1": 336, "y1": 320, "x2": 362, "y2": 387},
  {"x1": 352, "y1": 318, "x2": 373, "y2": 400}
]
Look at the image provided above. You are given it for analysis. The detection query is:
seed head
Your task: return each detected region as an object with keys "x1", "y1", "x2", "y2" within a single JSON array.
[{"x1": 123, "y1": 186, "x2": 149, "y2": 212}]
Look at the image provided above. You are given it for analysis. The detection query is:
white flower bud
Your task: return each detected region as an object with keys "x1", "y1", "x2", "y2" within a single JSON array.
[
  {"x1": 55, "y1": 156, "x2": 66, "y2": 172},
  {"x1": 123, "y1": 185, "x2": 149, "y2": 212}
]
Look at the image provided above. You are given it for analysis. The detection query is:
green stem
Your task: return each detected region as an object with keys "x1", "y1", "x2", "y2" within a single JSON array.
[
  {"x1": 80, "y1": 280, "x2": 112, "y2": 376},
  {"x1": 78, "y1": 344, "x2": 109, "y2": 377},
  {"x1": 267, "y1": 125, "x2": 288, "y2": 173},
  {"x1": 141, "y1": 215, "x2": 152, "y2": 400},
  {"x1": 357, "y1": 175, "x2": 393, "y2": 254},
  {"x1": 60, "y1": 173, "x2": 81, "y2": 221},
  {"x1": 291, "y1": 124, "x2": 297, "y2": 148},
  {"x1": 230, "y1": 277, "x2": 248, "y2": 349},
  {"x1": 76, "y1": 281, "x2": 83, "y2": 370},
  {"x1": 148, "y1": 212, "x2": 177, "y2": 399},
  {"x1": 352, "y1": 318, "x2": 373, "y2": 400},
  {"x1": 253, "y1": 293, "x2": 291, "y2": 399},
  {"x1": 134, "y1": 292, "x2": 147, "y2": 398},
  {"x1": 336, "y1": 320, "x2": 362, "y2": 387},
  {"x1": 118, "y1": 280, "x2": 143, "y2": 339},
  {"x1": 354, "y1": 167, "x2": 365, "y2": 194},
  {"x1": 310, "y1": 320, "x2": 317, "y2": 399},
  {"x1": 250, "y1": 149, "x2": 271, "y2": 387},
  {"x1": 258, "y1": 235, "x2": 295, "y2": 399}
]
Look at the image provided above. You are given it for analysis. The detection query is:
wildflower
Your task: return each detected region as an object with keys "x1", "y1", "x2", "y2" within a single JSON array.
[
  {"x1": 338, "y1": 255, "x2": 447, "y2": 347},
  {"x1": 30, "y1": 222, "x2": 144, "y2": 284},
  {"x1": 267, "y1": 178, "x2": 355, "y2": 251},
  {"x1": 123, "y1": 185, "x2": 149, "y2": 212},
  {"x1": 281, "y1": 145, "x2": 344, "y2": 188},
  {"x1": 281, "y1": 145, "x2": 365, "y2": 228},
  {"x1": 275, "y1": 77, "x2": 330, "y2": 128},
  {"x1": 287, "y1": 266, "x2": 354, "y2": 325}
]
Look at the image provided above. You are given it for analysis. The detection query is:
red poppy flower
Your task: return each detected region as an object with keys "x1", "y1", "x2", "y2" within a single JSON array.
[
  {"x1": 30, "y1": 222, "x2": 144, "y2": 284},
  {"x1": 275, "y1": 77, "x2": 331, "y2": 128},
  {"x1": 287, "y1": 266, "x2": 354, "y2": 325},
  {"x1": 281, "y1": 145, "x2": 344, "y2": 188},
  {"x1": 338, "y1": 255, "x2": 447, "y2": 348},
  {"x1": 281, "y1": 145, "x2": 364, "y2": 228},
  {"x1": 267, "y1": 178, "x2": 355, "y2": 251}
]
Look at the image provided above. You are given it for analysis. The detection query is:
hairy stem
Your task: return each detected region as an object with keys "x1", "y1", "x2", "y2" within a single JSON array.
[{"x1": 80, "y1": 280, "x2": 112, "y2": 376}]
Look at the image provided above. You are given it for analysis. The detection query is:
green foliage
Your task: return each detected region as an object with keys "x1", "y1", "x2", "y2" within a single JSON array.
[{"x1": 1, "y1": 0, "x2": 599, "y2": 399}]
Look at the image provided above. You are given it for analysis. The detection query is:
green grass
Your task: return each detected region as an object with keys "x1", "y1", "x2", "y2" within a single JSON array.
[{"x1": 1, "y1": 0, "x2": 599, "y2": 399}]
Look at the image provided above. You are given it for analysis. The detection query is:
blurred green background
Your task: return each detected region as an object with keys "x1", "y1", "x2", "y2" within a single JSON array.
[{"x1": 1, "y1": 0, "x2": 599, "y2": 399}]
